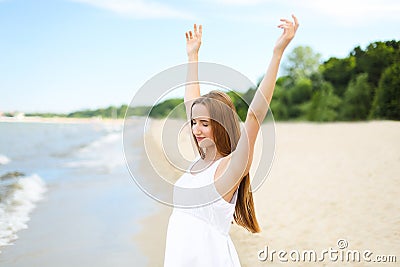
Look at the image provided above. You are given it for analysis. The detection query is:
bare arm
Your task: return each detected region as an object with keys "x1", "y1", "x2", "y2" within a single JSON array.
[
  {"x1": 215, "y1": 15, "x2": 299, "y2": 196},
  {"x1": 248, "y1": 15, "x2": 299, "y2": 121},
  {"x1": 184, "y1": 24, "x2": 202, "y2": 120}
]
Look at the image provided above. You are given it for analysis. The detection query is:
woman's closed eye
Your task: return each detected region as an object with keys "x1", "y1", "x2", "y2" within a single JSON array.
[{"x1": 192, "y1": 120, "x2": 209, "y2": 127}]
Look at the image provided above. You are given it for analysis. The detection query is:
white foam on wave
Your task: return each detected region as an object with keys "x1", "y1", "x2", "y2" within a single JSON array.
[
  {"x1": 0, "y1": 174, "x2": 47, "y2": 253},
  {"x1": 65, "y1": 132, "x2": 125, "y2": 172},
  {"x1": 0, "y1": 154, "x2": 11, "y2": 165},
  {"x1": 79, "y1": 132, "x2": 121, "y2": 153}
]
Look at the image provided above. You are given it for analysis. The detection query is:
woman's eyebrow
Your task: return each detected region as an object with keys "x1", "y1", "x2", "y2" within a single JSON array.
[{"x1": 192, "y1": 117, "x2": 210, "y2": 122}]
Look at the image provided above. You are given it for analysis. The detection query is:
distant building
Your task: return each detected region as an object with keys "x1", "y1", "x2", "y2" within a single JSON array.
[
  {"x1": 3, "y1": 111, "x2": 26, "y2": 119},
  {"x1": 15, "y1": 112, "x2": 25, "y2": 119}
]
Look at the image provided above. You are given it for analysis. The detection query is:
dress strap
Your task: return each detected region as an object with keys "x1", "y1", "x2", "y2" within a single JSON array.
[
  {"x1": 210, "y1": 157, "x2": 224, "y2": 176},
  {"x1": 189, "y1": 156, "x2": 224, "y2": 176},
  {"x1": 187, "y1": 156, "x2": 201, "y2": 171}
]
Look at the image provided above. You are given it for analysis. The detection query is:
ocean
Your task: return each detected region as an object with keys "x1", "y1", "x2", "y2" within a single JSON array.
[{"x1": 0, "y1": 120, "x2": 156, "y2": 266}]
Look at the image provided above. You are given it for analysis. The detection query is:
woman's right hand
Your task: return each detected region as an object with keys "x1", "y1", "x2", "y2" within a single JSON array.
[
  {"x1": 273, "y1": 15, "x2": 299, "y2": 55},
  {"x1": 185, "y1": 24, "x2": 202, "y2": 57}
]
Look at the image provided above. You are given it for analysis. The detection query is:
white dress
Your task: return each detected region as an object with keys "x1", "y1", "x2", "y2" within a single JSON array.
[{"x1": 164, "y1": 158, "x2": 241, "y2": 267}]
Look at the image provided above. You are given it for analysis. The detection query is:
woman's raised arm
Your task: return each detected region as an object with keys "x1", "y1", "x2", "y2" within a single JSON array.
[
  {"x1": 248, "y1": 15, "x2": 299, "y2": 122},
  {"x1": 184, "y1": 24, "x2": 203, "y2": 120},
  {"x1": 215, "y1": 15, "x2": 299, "y2": 196}
]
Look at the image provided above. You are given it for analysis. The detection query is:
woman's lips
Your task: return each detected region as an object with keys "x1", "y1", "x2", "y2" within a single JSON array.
[{"x1": 196, "y1": 137, "x2": 205, "y2": 142}]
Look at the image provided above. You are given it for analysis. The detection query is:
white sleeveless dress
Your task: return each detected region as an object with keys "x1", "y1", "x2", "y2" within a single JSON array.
[{"x1": 164, "y1": 158, "x2": 241, "y2": 267}]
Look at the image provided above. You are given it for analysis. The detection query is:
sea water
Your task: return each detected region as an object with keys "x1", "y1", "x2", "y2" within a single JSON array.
[{"x1": 0, "y1": 120, "x2": 154, "y2": 266}]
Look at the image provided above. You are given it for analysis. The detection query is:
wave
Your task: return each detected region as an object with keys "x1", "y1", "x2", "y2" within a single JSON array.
[
  {"x1": 79, "y1": 132, "x2": 121, "y2": 153},
  {"x1": 0, "y1": 154, "x2": 11, "y2": 165},
  {"x1": 64, "y1": 132, "x2": 124, "y2": 172},
  {"x1": 0, "y1": 174, "x2": 47, "y2": 253}
]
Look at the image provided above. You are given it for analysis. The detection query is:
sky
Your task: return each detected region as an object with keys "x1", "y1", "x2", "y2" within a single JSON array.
[{"x1": 0, "y1": 0, "x2": 399, "y2": 113}]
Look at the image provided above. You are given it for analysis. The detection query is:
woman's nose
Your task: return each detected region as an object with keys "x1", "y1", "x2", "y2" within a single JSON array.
[{"x1": 192, "y1": 124, "x2": 201, "y2": 134}]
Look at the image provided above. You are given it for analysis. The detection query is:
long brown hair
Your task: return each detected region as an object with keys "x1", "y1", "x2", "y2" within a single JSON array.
[{"x1": 191, "y1": 90, "x2": 261, "y2": 233}]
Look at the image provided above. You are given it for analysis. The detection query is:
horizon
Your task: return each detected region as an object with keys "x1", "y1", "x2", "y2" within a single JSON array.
[{"x1": 1, "y1": 0, "x2": 399, "y2": 113}]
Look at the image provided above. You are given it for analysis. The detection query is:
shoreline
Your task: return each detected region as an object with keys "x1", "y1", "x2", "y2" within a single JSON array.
[
  {"x1": 133, "y1": 118, "x2": 175, "y2": 267},
  {"x1": 134, "y1": 119, "x2": 400, "y2": 266},
  {"x1": 0, "y1": 116, "x2": 124, "y2": 124}
]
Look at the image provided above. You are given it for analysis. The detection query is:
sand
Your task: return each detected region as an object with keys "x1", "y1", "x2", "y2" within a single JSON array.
[{"x1": 135, "y1": 119, "x2": 400, "y2": 266}]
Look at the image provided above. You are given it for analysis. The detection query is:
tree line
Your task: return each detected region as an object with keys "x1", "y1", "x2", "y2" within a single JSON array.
[
  {"x1": 269, "y1": 40, "x2": 399, "y2": 121},
  {"x1": 26, "y1": 40, "x2": 399, "y2": 121},
  {"x1": 139, "y1": 39, "x2": 399, "y2": 122}
]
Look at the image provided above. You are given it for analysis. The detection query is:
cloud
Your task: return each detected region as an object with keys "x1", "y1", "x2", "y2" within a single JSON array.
[
  {"x1": 297, "y1": 0, "x2": 400, "y2": 25},
  {"x1": 70, "y1": 0, "x2": 195, "y2": 19},
  {"x1": 213, "y1": 0, "x2": 400, "y2": 25},
  {"x1": 215, "y1": 0, "x2": 266, "y2": 5}
]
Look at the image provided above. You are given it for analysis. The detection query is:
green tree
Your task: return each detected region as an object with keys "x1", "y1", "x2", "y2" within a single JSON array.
[
  {"x1": 149, "y1": 98, "x2": 185, "y2": 119},
  {"x1": 125, "y1": 105, "x2": 151, "y2": 117},
  {"x1": 351, "y1": 41, "x2": 400, "y2": 87},
  {"x1": 370, "y1": 63, "x2": 400, "y2": 120},
  {"x1": 289, "y1": 78, "x2": 313, "y2": 105},
  {"x1": 117, "y1": 105, "x2": 128, "y2": 118},
  {"x1": 305, "y1": 82, "x2": 341, "y2": 122},
  {"x1": 282, "y1": 78, "x2": 313, "y2": 119},
  {"x1": 241, "y1": 87, "x2": 256, "y2": 106},
  {"x1": 341, "y1": 73, "x2": 372, "y2": 120},
  {"x1": 270, "y1": 83, "x2": 290, "y2": 120},
  {"x1": 275, "y1": 46, "x2": 322, "y2": 120},
  {"x1": 320, "y1": 56, "x2": 356, "y2": 97},
  {"x1": 227, "y1": 91, "x2": 248, "y2": 121},
  {"x1": 283, "y1": 46, "x2": 322, "y2": 82}
]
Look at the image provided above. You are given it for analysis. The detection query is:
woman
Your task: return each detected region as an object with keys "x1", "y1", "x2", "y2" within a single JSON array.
[{"x1": 164, "y1": 15, "x2": 299, "y2": 266}]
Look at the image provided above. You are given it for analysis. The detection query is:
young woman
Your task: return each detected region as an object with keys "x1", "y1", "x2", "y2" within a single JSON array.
[{"x1": 164, "y1": 15, "x2": 299, "y2": 266}]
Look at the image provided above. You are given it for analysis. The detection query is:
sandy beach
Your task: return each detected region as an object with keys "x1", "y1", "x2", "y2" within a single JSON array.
[
  {"x1": 1, "y1": 118, "x2": 398, "y2": 266},
  {"x1": 135, "y1": 119, "x2": 400, "y2": 266}
]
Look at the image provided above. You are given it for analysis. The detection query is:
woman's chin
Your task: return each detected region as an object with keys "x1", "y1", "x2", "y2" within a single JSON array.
[{"x1": 198, "y1": 138, "x2": 214, "y2": 148}]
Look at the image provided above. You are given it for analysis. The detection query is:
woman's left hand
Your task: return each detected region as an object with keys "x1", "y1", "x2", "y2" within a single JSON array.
[
  {"x1": 186, "y1": 24, "x2": 202, "y2": 57},
  {"x1": 273, "y1": 14, "x2": 299, "y2": 54}
]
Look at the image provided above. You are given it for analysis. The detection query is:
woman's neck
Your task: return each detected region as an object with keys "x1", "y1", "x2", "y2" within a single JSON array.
[{"x1": 202, "y1": 147, "x2": 223, "y2": 162}]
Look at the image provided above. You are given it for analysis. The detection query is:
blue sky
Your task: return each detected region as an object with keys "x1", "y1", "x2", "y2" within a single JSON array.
[{"x1": 0, "y1": 0, "x2": 399, "y2": 113}]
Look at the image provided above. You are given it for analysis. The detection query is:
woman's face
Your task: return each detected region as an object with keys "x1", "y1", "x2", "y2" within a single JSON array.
[{"x1": 191, "y1": 104, "x2": 214, "y2": 148}]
